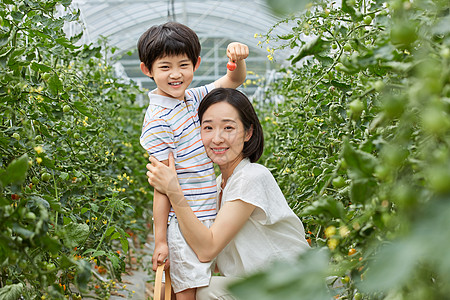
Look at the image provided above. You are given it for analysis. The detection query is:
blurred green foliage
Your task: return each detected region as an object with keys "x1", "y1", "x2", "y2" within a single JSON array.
[
  {"x1": 0, "y1": 0, "x2": 151, "y2": 298},
  {"x1": 232, "y1": 0, "x2": 450, "y2": 299}
]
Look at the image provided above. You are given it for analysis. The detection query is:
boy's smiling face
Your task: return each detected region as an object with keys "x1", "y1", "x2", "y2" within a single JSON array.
[{"x1": 144, "y1": 54, "x2": 201, "y2": 101}]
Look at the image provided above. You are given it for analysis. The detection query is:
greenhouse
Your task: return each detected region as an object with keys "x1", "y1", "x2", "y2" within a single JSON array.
[
  {"x1": 68, "y1": 0, "x2": 292, "y2": 96},
  {"x1": 1, "y1": 0, "x2": 449, "y2": 299}
]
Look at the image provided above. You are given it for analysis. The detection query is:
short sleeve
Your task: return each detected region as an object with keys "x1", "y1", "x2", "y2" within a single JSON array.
[
  {"x1": 222, "y1": 170, "x2": 271, "y2": 224},
  {"x1": 186, "y1": 83, "x2": 216, "y2": 110},
  {"x1": 140, "y1": 116, "x2": 175, "y2": 161}
]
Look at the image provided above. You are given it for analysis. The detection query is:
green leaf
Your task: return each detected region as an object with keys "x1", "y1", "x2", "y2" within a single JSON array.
[
  {"x1": 358, "y1": 239, "x2": 421, "y2": 293},
  {"x1": 349, "y1": 178, "x2": 375, "y2": 204},
  {"x1": 0, "y1": 283, "x2": 24, "y2": 300},
  {"x1": 105, "y1": 226, "x2": 115, "y2": 237},
  {"x1": 330, "y1": 80, "x2": 351, "y2": 92},
  {"x1": 62, "y1": 223, "x2": 89, "y2": 248},
  {"x1": 229, "y1": 249, "x2": 331, "y2": 300},
  {"x1": 55, "y1": 37, "x2": 79, "y2": 50},
  {"x1": 59, "y1": 172, "x2": 69, "y2": 180},
  {"x1": 31, "y1": 61, "x2": 52, "y2": 73},
  {"x1": 341, "y1": 0, "x2": 363, "y2": 21},
  {"x1": 266, "y1": 0, "x2": 309, "y2": 16},
  {"x1": 48, "y1": 73, "x2": 63, "y2": 95},
  {"x1": 291, "y1": 36, "x2": 329, "y2": 64},
  {"x1": 120, "y1": 237, "x2": 129, "y2": 254},
  {"x1": 75, "y1": 259, "x2": 91, "y2": 290},
  {"x1": 301, "y1": 197, "x2": 345, "y2": 219},
  {"x1": 0, "y1": 153, "x2": 29, "y2": 187},
  {"x1": 107, "y1": 252, "x2": 120, "y2": 269},
  {"x1": 91, "y1": 250, "x2": 107, "y2": 257},
  {"x1": 342, "y1": 140, "x2": 377, "y2": 179},
  {"x1": 73, "y1": 101, "x2": 95, "y2": 118}
]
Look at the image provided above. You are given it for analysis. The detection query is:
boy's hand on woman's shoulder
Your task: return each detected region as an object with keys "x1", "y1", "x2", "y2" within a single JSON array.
[{"x1": 227, "y1": 42, "x2": 249, "y2": 62}]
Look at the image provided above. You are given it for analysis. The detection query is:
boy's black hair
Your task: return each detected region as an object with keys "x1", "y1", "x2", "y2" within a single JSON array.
[
  {"x1": 198, "y1": 88, "x2": 264, "y2": 163},
  {"x1": 137, "y1": 22, "x2": 201, "y2": 74}
]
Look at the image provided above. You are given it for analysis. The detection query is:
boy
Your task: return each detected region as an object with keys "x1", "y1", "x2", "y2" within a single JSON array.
[{"x1": 138, "y1": 22, "x2": 248, "y2": 300}]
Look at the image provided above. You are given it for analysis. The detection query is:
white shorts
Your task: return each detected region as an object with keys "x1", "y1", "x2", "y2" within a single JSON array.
[
  {"x1": 166, "y1": 216, "x2": 215, "y2": 293},
  {"x1": 196, "y1": 276, "x2": 240, "y2": 300}
]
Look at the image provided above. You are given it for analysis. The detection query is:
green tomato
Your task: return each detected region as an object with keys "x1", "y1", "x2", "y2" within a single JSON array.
[
  {"x1": 63, "y1": 105, "x2": 71, "y2": 113},
  {"x1": 390, "y1": 24, "x2": 417, "y2": 48},
  {"x1": 422, "y1": 108, "x2": 450, "y2": 135},
  {"x1": 428, "y1": 167, "x2": 450, "y2": 194},
  {"x1": 73, "y1": 132, "x2": 80, "y2": 139},
  {"x1": 440, "y1": 47, "x2": 450, "y2": 59},
  {"x1": 354, "y1": 293, "x2": 362, "y2": 300},
  {"x1": 32, "y1": 176, "x2": 39, "y2": 185},
  {"x1": 335, "y1": 63, "x2": 344, "y2": 71},
  {"x1": 332, "y1": 43, "x2": 338, "y2": 49},
  {"x1": 349, "y1": 99, "x2": 364, "y2": 119},
  {"x1": 363, "y1": 15, "x2": 372, "y2": 25},
  {"x1": 340, "y1": 159, "x2": 348, "y2": 170},
  {"x1": 25, "y1": 212, "x2": 36, "y2": 220},
  {"x1": 46, "y1": 263, "x2": 56, "y2": 272},
  {"x1": 341, "y1": 275, "x2": 350, "y2": 284},
  {"x1": 42, "y1": 73, "x2": 51, "y2": 81},
  {"x1": 332, "y1": 176, "x2": 346, "y2": 188},
  {"x1": 306, "y1": 119, "x2": 315, "y2": 126},
  {"x1": 373, "y1": 80, "x2": 384, "y2": 92},
  {"x1": 41, "y1": 172, "x2": 51, "y2": 182},
  {"x1": 12, "y1": 133, "x2": 20, "y2": 140}
]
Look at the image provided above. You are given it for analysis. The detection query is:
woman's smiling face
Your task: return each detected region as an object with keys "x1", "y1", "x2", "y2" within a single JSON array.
[{"x1": 201, "y1": 101, "x2": 252, "y2": 171}]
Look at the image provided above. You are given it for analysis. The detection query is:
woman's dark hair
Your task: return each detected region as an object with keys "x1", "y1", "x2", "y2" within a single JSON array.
[
  {"x1": 137, "y1": 22, "x2": 201, "y2": 73},
  {"x1": 198, "y1": 88, "x2": 264, "y2": 163}
]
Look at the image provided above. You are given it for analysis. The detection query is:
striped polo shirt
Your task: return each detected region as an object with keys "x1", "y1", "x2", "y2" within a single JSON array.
[{"x1": 140, "y1": 83, "x2": 217, "y2": 221}]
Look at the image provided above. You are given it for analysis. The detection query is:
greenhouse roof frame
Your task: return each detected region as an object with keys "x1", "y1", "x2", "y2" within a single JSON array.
[{"x1": 69, "y1": 0, "x2": 293, "y2": 95}]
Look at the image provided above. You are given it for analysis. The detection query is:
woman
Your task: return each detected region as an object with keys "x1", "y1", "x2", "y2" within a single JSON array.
[{"x1": 147, "y1": 88, "x2": 310, "y2": 299}]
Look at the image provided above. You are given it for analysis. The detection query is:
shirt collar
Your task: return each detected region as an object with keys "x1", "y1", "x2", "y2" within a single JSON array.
[
  {"x1": 217, "y1": 158, "x2": 251, "y2": 192},
  {"x1": 147, "y1": 89, "x2": 193, "y2": 109}
]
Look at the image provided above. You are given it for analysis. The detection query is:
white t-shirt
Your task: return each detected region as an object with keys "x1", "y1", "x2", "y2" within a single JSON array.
[{"x1": 216, "y1": 158, "x2": 310, "y2": 276}]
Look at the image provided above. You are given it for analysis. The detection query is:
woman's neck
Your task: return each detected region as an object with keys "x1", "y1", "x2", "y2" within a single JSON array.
[{"x1": 218, "y1": 156, "x2": 244, "y2": 187}]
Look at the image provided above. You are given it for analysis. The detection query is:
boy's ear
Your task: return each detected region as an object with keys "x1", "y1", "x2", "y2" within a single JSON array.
[
  {"x1": 194, "y1": 56, "x2": 201, "y2": 72},
  {"x1": 140, "y1": 62, "x2": 153, "y2": 78}
]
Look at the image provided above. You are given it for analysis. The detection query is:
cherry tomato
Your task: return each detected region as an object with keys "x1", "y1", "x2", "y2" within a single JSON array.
[
  {"x1": 227, "y1": 61, "x2": 236, "y2": 71},
  {"x1": 363, "y1": 16, "x2": 372, "y2": 25},
  {"x1": 63, "y1": 105, "x2": 71, "y2": 113},
  {"x1": 332, "y1": 176, "x2": 346, "y2": 188}
]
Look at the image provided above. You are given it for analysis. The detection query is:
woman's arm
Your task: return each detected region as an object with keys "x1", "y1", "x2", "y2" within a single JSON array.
[{"x1": 147, "y1": 153, "x2": 255, "y2": 262}]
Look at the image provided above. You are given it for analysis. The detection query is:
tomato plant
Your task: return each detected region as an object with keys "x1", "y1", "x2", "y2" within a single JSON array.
[
  {"x1": 230, "y1": 0, "x2": 450, "y2": 299},
  {"x1": 0, "y1": 0, "x2": 151, "y2": 298}
]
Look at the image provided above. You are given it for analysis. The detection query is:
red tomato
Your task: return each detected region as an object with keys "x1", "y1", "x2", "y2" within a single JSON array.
[{"x1": 227, "y1": 61, "x2": 236, "y2": 71}]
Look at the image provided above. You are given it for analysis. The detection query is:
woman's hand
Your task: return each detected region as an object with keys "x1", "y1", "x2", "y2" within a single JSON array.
[{"x1": 146, "y1": 153, "x2": 181, "y2": 197}]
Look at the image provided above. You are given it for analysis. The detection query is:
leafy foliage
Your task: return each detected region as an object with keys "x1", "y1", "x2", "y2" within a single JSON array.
[
  {"x1": 233, "y1": 0, "x2": 450, "y2": 299},
  {"x1": 0, "y1": 0, "x2": 151, "y2": 298}
]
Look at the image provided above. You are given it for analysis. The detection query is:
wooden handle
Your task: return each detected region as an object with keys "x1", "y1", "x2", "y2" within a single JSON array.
[{"x1": 154, "y1": 265, "x2": 172, "y2": 300}]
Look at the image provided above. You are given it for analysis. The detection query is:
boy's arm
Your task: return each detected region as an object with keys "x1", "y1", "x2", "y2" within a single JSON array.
[
  {"x1": 152, "y1": 159, "x2": 171, "y2": 271},
  {"x1": 214, "y1": 42, "x2": 249, "y2": 89}
]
